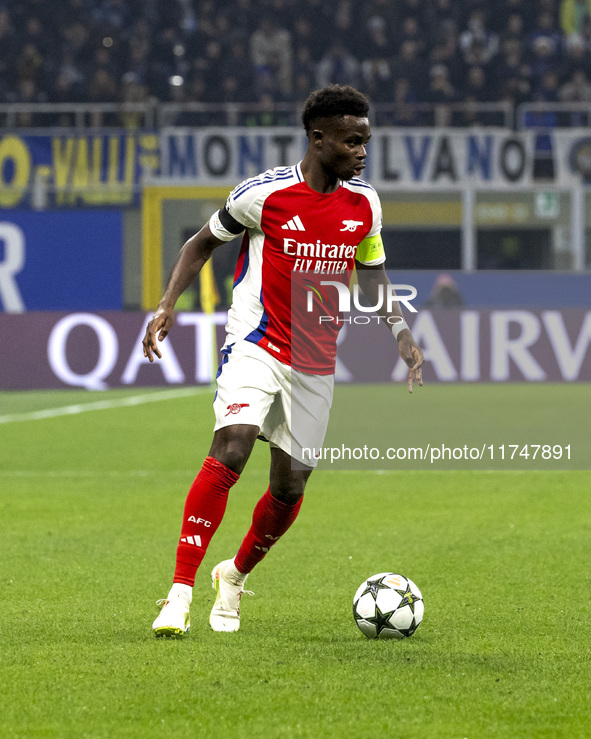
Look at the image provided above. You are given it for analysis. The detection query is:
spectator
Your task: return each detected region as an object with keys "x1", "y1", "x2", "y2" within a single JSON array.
[
  {"x1": 218, "y1": 40, "x2": 256, "y2": 100},
  {"x1": 56, "y1": 50, "x2": 87, "y2": 87},
  {"x1": 243, "y1": 91, "x2": 291, "y2": 126},
  {"x1": 499, "y1": 13, "x2": 526, "y2": 49},
  {"x1": 499, "y1": 74, "x2": 531, "y2": 116},
  {"x1": 464, "y1": 65, "x2": 490, "y2": 102},
  {"x1": 529, "y1": 36, "x2": 560, "y2": 87},
  {"x1": 119, "y1": 71, "x2": 150, "y2": 129},
  {"x1": 390, "y1": 77, "x2": 421, "y2": 126},
  {"x1": 48, "y1": 70, "x2": 84, "y2": 126},
  {"x1": 429, "y1": 30, "x2": 464, "y2": 90},
  {"x1": 581, "y1": 14, "x2": 591, "y2": 47},
  {"x1": 125, "y1": 17, "x2": 152, "y2": 75},
  {"x1": 232, "y1": 0, "x2": 257, "y2": 38},
  {"x1": 526, "y1": 69, "x2": 561, "y2": 127},
  {"x1": 494, "y1": 0, "x2": 536, "y2": 33},
  {"x1": 291, "y1": 17, "x2": 322, "y2": 62},
  {"x1": 463, "y1": 36, "x2": 495, "y2": 68},
  {"x1": 87, "y1": 66, "x2": 118, "y2": 102},
  {"x1": 0, "y1": 9, "x2": 18, "y2": 101},
  {"x1": 399, "y1": 16, "x2": 427, "y2": 57},
  {"x1": 423, "y1": 274, "x2": 464, "y2": 308},
  {"x1": 398, "y1": 0, "x2": 428, "y2": 30},
  {"x1": 457, "y1": 65, "x2": 493, "y2": 125},
  {"x1": 293, "y1": 45, "x2": 315, "y2": 101},
  {"x1": 560, "y1": 32, "x2": 591, "y2": 78},
  {"x1": 527, "y1": 11, "x2": 562, "y2": 57},
  {"x1": 559, "y1": 67, "x2": 591, "y2": 98},
  {"x1": 166, "y1": 75, "x2": 211, "y2": 126},
  {"x1": 149, "y1": 24, "x2": 184, "y2": 100},
  {"x1": 53, "y1": 0, "x2": 93, "y2": 29},
  {"x1": 360, "y1": 0, "x2": 399, "y2": 33},
  {"x1": 300, "y1": 0, "x2": 338, "y2": 40},
  {"x1": 316, "y1": 40, "x2": 360, "y2": 89},
  {"x1": 427, "y1": 0, "x2": 462, "y2": 46},
  {"x1": 333, "y1": 0, "x2": 361, "y2": 51},
  {"x1": 87, "y1": 66, "x2": 119, "y2": 125},
  {"x1": 493, "y1": 39, "x2": 529, "y2": 96},
  {"x1": 363, "y1": 15, "x2": 390, "y2": 60},
  {"x1": 5, "y1": 0, "x2": 591, "y2": 124},
  {"x1": 390, "y1": 40, "x2": 427, "y2": 95},
  {"x1": 460, "y1": 8, "x2": 499, "y2": 62},
  {"x1": 193, "y1": 39, "x2": 224, "y2": 94},
  {"x1": 560, "y1": 0, "x2": 591, "y2": 35},
  {"x1": 60, "y1": 20, "x2": 94, "y2": 75},
  {"x1": 16, "y1": 43, "x2": 45, "y2": 87},
  {"x1": 362, "y1": 57, "x2": 392, "y2": 102},
  {"x1": 427, "y1": 63, "x2": 457, "y2": 104},
  {"x1": 250, "y1": 15, "x2": 293, "y2": 96},
  {"x1": 22, "y1": 15, "x2": 52, "y2": 58},
  {"x1": 92, "y1": 45, "x2": 120, "y2": 81},
  {"x1": 361, "y1": 16, "x2": 391, "y2": 101},
  {"x1": 185, "y1": 5, "x2": 217, "y2": 59},
  {"x1": 14, "y1": 79, "x2": 46, "y2": 127},
  {"x1": 91, "y1": 0, "x2": 132, "y2": 34}
]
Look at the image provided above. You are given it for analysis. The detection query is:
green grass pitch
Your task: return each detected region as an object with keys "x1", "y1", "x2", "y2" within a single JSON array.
[{"x1": 1, "y1": 385, "x2": 590, "y2": 738}]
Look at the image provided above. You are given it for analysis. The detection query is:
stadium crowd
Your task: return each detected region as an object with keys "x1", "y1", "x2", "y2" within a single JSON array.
[{"x1": 3, "y1": 0, "x2": 591, "y2": 125}]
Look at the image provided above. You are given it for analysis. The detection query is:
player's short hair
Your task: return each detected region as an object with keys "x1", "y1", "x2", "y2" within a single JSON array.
[{"x1": 301, "y1": 85, "x2": 370, "y2": 132}]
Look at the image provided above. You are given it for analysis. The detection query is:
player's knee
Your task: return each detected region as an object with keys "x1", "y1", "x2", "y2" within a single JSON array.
[
  {"x1": 215, "y1": 443, "x2": 251, "y2": 474},
  {"x1": 209, "y1": 426, "x2": 258, "y2": 474},
  {"x1": 271, "y1": 477, "x2": 306, "y2": 506},
  {"x1": 208, "y1": 440, "x2": 249, "y2": 474},
  {"x1": 272, "y1": 488, "x2": 303, "y2": 506}
]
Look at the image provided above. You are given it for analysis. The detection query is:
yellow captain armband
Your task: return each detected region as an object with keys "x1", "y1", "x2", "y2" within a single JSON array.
[{"x1": 356, "y1": 233, "x2": 385, "y2": 264}]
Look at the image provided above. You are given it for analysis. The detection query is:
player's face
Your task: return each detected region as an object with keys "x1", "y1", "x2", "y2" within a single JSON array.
[{"x1": 317, "y1": 116, "x2": 371, "y2": 181}]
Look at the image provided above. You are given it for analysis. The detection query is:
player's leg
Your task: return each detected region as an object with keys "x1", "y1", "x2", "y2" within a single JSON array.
[
  {"x1": 209, "y1": 448, "x2": 312, "y2": 632},
  {"x1": 153, "y1": 341, "x2": 279, "y2": 637},
  {"x1": 152, "y1": 425, "x2": 258, "y2": 637},
  {"x1": 235, "y1": 445, "x2": 311, "y2": 568},
  {"x1": 173, "y1": 424, "x2": 260, "y2": 583}
]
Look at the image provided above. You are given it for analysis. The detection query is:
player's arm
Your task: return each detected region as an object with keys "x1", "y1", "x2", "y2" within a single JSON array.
[
  {"x1": 142, "y1": 209, "x2": 244, "y2": 362},
  {"x1": 355, "y1": 260, "x2": 424, "y2": 393}
]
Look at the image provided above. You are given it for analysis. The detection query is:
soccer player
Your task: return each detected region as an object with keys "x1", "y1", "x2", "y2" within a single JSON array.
[{"x1": 143, "y1": 84, "x2": 424, "y2": 637}]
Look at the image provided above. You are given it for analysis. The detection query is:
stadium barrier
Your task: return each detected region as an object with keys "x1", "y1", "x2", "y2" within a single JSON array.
[
  {"x1": 1, "y1": 308, "x2": 590, "y2": 390},
  {"x1": 3, "y1": 100, "x2": 591, "y2": 130},
  {"x1": 1, "y1": 127, "x2": 589, "y2": 278}
]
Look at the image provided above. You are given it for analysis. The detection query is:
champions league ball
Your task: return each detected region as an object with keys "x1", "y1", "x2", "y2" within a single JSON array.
[{"x1": 353, "y1": 572, "x2": 424, "y2": 639}]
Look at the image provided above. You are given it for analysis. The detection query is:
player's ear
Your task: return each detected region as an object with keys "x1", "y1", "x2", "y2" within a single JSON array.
[{"x1": 311, "y1": 128, "x2": 323, "y2": 146}]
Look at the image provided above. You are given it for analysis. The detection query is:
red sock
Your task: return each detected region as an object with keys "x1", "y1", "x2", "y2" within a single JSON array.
[
  {"x1": 173, "y1": 456, "x2": 239, "y2": 586},
  {"x1": 234, "y1": 488, "x2": 303, "y2": 574}
]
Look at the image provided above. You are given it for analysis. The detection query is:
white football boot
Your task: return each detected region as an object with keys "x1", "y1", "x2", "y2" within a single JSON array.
[
  {"x1": 209, "y1": 559, "x2": 253, "y2": 632},
  {"x1": 152, "y1": 591, "x2": 191, "y2": 637}
]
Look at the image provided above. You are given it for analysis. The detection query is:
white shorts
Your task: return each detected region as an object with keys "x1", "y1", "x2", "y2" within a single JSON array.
[{"x1": 213, "y1": 339, "x2": 333, "y2": 467}]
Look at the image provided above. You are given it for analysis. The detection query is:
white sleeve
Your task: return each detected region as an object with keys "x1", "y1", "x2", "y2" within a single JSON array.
[
  {"x1": 225, "y1": 177, "x2": 266, "y2": 230},
  {"x1": 208, "y1": 175, "x2": 267, "y2": 241},
  {"x1": 208, "y1": 209, "x2": 243, "y2": 242},
  {"x1": 366, "y1": 187, "x2": 382, "y2": 239}
]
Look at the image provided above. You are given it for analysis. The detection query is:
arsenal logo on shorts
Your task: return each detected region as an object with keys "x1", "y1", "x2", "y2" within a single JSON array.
[{"x1": 225, "y1": 403, "x2": 250, "y2": 417}]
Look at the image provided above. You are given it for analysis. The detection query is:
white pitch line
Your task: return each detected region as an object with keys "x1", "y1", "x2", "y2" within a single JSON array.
[
  {"x1": 0, "y1": 468, "x2": 578, "y2": 478},
  {"x1": 0, "y1": 387, "x2": 211, "y2": 424},
  {"x1": 0, "y1": 469, "x2": 196, "y2": 477}
]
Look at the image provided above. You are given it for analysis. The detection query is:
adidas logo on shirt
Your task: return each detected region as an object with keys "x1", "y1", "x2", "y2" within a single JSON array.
[
  {"x1": 180, "y1": 535, "x2": 202, "y2": 546},
  {"x1": 281, "y1": 215, "x2": 305, "y2": 231}
]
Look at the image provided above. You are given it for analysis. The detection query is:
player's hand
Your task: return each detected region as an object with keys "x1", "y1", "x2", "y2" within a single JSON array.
[
  {"x1": 397, "y1": 331, "x2": 424, "y2": 394},
  {"x1": 142, "y1": 306, "x2": 175, "y2": 362}
]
